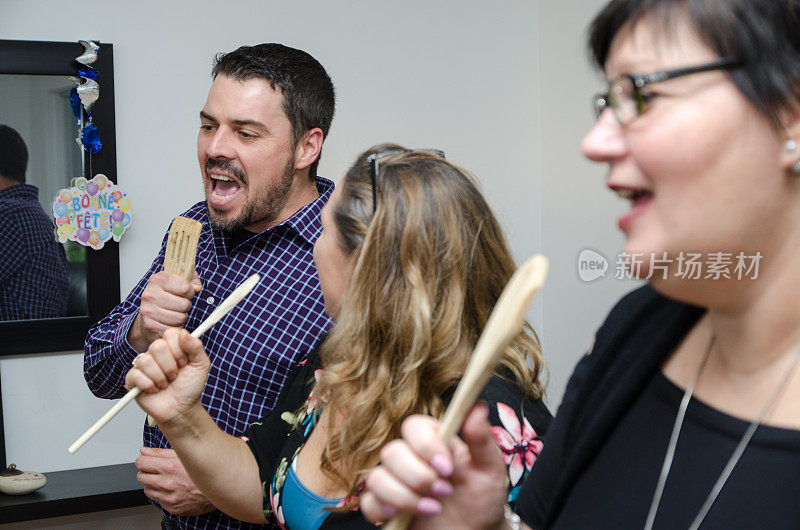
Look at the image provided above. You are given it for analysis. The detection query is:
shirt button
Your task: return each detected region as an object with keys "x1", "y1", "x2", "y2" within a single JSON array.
[{"x1": 207, "y1": 296, "x2": 216, "y2": 304}]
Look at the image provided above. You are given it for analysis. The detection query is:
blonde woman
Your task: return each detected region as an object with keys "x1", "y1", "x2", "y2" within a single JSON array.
[{"x1": 126, "y1": 145, "x2": 551, "y2": 529}]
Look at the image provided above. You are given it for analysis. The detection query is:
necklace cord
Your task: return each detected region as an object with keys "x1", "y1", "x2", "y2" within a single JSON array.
[
  {"x1": 644, "y1": 335, "x2": 714, "y2": 530},
  {"x1": 688, "y1": 342, "x2": 800, "y2": 530},
  {"x1": 645, "y1": 335, "x2": 800, "y2": 530}
]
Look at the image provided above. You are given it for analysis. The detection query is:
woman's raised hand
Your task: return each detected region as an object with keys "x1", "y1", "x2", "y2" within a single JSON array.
[
  {"x1": 125, "y1": 327, "x2": 211, "y2": 426},
  {"x1": 361, "y1": 404, "x2": 511, "y2": 530}
]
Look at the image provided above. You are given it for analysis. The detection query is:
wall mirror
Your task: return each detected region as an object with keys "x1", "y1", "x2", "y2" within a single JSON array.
[{"x1": 0, "y1": 40, "x2": 120, "y2": 355}]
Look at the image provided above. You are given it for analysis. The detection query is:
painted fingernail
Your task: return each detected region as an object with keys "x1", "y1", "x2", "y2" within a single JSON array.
[
  {"x1": 417, "y1": 497, "x2": 442, "y2": 516},
  {"x1": 430, "y1": 479, "x2": 453, "y2": 498},
  {"x1": 381, "y1": 503, "x2": 398, "y2": 518},
  {"x1": 430, "y1": 454, "x2": 453, "y2": 477}
]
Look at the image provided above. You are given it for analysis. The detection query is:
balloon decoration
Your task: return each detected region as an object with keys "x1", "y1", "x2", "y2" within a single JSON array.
[
  {"x1": 52, "y1": 174, "x2": 132, "y2": 250},
  {"x1": 69, "y1": 40, "x2": 102, "y2": 154}
]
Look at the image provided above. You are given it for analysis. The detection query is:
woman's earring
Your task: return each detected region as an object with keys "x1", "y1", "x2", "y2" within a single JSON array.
[{"x1": 786, "y1": 140, "x2": 800, "y2": 173}]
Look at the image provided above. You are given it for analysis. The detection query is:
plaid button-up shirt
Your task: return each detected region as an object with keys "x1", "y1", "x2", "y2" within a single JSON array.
[
  {"x1": 0, "y1": 183, "x2": 68, "y2": 320},
  {"x1": 84, "y1": 177, "x2": 334, "y2": 529}
]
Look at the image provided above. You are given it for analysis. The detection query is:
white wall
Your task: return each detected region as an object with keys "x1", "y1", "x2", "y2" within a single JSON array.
[
  {"x1": 0, "y1": 0, "x2": 543, "y2": 475},
  {"x1": 536, "y1": 1, "x2": 639, "y2": 410},
  {"x1": 0, "y1": 0, "x2": 636, "y2": 503}
]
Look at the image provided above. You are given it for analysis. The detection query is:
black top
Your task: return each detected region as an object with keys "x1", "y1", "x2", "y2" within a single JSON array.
[
  {"x1": 555, "y1": 371, "x2": 800, "y2": 528},
  {"x1": 517, "y1": 285, "x2": 800, "y2": 529},
  {"x1": 244, "y1": 340, "x2": 552, "y2": 529}
]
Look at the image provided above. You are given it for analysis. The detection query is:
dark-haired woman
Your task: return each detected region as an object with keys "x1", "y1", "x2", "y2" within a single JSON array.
[{"x1": 361, "y1": 1, "x2": 800, "y2": 528}]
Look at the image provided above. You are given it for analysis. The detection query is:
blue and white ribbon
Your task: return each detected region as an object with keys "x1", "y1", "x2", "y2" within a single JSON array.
[{"x1": 70, "y1": 40, "x2": 102, "y2": 155}]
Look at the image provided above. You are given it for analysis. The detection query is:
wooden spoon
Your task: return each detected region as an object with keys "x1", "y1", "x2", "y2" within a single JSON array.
[
  {"x1": 69, "y1": 274, "x2": 261, "y2": 454},
  {"x1": 383, "y1": 254, "x2": 548, "y2": 530},
  {"x1": 144, "y1": 216, "x2": 203, "y2": 426},
  {"x1": 163, "y1": 216, "x2": 202, "y2": 282}
]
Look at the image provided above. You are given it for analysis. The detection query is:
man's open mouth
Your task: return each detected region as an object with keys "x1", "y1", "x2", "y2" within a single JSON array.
[{"x1": 208, "y1": 173, "x2": 242, "y2": 206}]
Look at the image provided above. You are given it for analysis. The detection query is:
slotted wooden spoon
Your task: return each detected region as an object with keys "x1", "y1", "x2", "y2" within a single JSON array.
[
  {"x1": 144, "y1": 216, "x2": 203, "y2": 426},
  {"x1": 163, "y1": 216, "x2": 202, "y2": 281},
  {"x1": 383, "y1": 254, "x2": 549, "y2": 530}
]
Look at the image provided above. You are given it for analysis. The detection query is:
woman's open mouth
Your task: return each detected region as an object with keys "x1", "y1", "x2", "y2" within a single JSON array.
[{"x1": 612, "y1": 186, "x2": 654, "y2": 231}]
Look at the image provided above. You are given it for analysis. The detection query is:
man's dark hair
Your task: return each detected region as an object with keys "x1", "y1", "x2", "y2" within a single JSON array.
[
  {"x1": 589, "y1": 0, "x2": 800, "y2": 130},
  {"x1": 212, "y1": 43, "x2": 335, "y2": 179},
  {"x1": 0, "y1": 125, "x2": 28, "y2": 183}
]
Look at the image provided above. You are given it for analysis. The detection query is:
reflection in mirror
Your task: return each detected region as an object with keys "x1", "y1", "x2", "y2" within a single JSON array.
[
  {"x1": 0, "y1": 39, "x2": 118, "y2": 356},
  {"x1": 0, "y1": 74, "x2": 88, "y2": 321}
]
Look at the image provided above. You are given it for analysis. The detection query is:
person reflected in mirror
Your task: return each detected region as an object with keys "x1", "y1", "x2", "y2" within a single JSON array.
[
  {"x1": 125, "y1": 146, "x2": 552, "y2": 529},
  {"x1": 83, "y1": 44, "x2": 336, "y2": 530},
  {"x1": 0, "y1": 124, "x2": 68, "y2": 320}
]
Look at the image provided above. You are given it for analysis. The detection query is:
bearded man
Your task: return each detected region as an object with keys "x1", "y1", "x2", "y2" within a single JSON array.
[{"x1": 84, "y1": 43, "x2": 335, "y2": 530}]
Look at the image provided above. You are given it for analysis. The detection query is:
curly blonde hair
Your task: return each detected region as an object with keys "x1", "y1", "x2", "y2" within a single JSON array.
[{"x1": 315, "y1": 144, "x2": 546, "y2": 508}]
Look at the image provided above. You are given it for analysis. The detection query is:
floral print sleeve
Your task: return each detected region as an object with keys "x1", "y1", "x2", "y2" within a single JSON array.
[
  {"x1": 243, "y1": 343, "x2": 552, "y2": 529},
  {"x1": 478, "y1": 375, "x2": 552, "y2": 508},
  {"x1": 242, "y1": 341, "x2": 325, "y2": 524}
]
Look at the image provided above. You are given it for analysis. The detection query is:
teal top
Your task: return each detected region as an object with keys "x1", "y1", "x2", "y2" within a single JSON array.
[{"x1": 282, "y1": 457, "x2": 343, "y2": 529}]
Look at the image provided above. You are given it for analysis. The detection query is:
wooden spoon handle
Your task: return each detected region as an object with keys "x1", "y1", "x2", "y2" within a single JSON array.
[
  {"x1": 439, "y1": 255, "x2": 548, "y2": 439},
  {"x1": 68, "y1": 274, "x2": 261, "y2": 454},
  {"x1": 383, "y1": 255, "x2": 548, "y2": 530}
]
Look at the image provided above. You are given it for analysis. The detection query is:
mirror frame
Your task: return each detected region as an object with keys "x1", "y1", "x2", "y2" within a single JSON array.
[{"x1": 0, "y1": 40, "x2": 120, "y2": 355}]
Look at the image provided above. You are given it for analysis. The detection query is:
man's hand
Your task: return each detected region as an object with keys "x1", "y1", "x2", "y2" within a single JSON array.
[
  {"x1": 128, "y1": 271, "x2": 202, "y2": 352},
  {"x1": 136, "y1": 447, "x2": 215, "y2": 516}
]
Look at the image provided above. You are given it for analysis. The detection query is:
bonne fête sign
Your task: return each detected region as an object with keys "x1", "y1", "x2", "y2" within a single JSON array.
[{"x1": 52, "y1": 173, "x2": 132, "y2": 250}]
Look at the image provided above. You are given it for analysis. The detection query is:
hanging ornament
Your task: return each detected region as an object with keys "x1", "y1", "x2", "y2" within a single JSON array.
[
  {"x1": 75, "y1": 40, "x2": 99, "y2": 66},
  {"x1": 74, "y1": 68, "x2": 99, "y2": 110},
  {"x1": 69, "y1": 40, "x2": 102, "y2": 155}
]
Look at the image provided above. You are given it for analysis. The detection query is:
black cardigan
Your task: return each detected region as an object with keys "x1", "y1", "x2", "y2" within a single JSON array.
[{"x1": 517, "y1": 285, "x2": 704, "y2": 528}]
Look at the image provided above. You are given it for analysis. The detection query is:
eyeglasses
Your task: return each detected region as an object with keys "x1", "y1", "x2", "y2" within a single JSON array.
[
  {"x1": 367, "y1": 148, "x2": 446, "y2": 213},
  {"x1": 593, "y1": 57, "x2": 741, "y2": 125}
]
